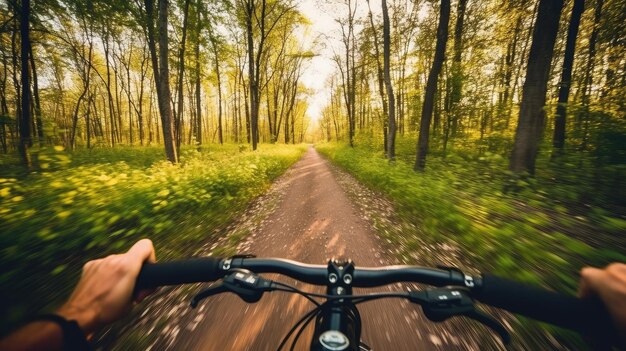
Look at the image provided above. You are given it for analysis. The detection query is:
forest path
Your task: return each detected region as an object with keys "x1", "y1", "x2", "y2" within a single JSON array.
[{"x1": 165, "y1": 146, "x2": 489, "y2": 351}]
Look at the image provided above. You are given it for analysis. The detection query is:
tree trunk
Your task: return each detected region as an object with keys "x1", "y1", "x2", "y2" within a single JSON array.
[
  {"x1": 194, "y1": 38, "x2": 202, "y2": 146},
  {"x1": 194, "y1": 0, "x2": 202, "y2": 146},
  {"x1": 18, "y1": 0, "x2": 31, "y2": 168},
  {"x1": 11, "y1": 17, "x2": 21, "y2": 146},
  {"x1": 509, "y1": 2, "x2": 539, "y2": 130},
  {"x1": 509, "y1": 0, "x2": 564, "y2": 174},
  {"x1": 86, "y1": 90, "x2": 92, "y2": 148},
  {"x1": 157, "y1": 0, "x2": 178, "y2": 162},
  {"x1": 246, "y1": 0, "x2": 259, "y2": 150},
  {"x1": 500, "y1": 15, "x2": 522, "y2": 129},
  {"x1": 70, "y1": 38, "x2": 92, "y2": 150},
  {"x1": 449, "y1": 0, "x2": 466, "y2": 139},
  {"x1": 366, "y1": 0, "x2": 388, "y2": 154},
  {"x1": 348, "y1": 30, "x2": 356, "y2": 147},
  {"x1": 0, "y1": 50, "x2": 8, "y2": 119},
  {"x1": 126, "y1": 48, "x2": 134, "y2": 145},
  {"x1": 552, "y1": 0, "x2": 584, "y2": 152},
  {"x1": 0, "y1": 50, "x2": 7, "y2": 153},
  {"x1": 138, "y1": 47, "x2": 148, "y2": 146},
  {"x1": 114, "y1": 58, "x2": 123, "y2": 143},
  {"x1": 242, "y1": 71, "x2": 251, "y2": 143},
  {"x1": 175, "y1": 0, "x2": 190, "y2": 152},
  {"x1": 382, "y1": 0, "x2": 396, "y2": 160},
  {"x1": 28, "y1": 45, "x2": 43, "y2": 146},
  {"x1": 209, "y1": 34, "x2": 223, "y2": 145},
  {"x1": 145, "y1": 0, "x2": 177, "y2": 161},
  {"x1": 414, "y1": 0, "x2": 450, "y2": 171},
  {"x1": 102, "y1": 27, "x2": 117, "y2": 147},
  {"x1": 579, "y1": 0, "x2": 603, "y2": 150}
]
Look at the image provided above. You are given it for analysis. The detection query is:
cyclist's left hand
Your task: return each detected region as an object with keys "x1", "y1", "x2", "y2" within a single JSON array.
[{"x1": 57, "y1": 239, "x2": 157, "y2": 335}]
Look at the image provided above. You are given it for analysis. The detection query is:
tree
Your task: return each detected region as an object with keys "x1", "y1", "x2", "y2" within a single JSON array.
[
  {"x1": 174, "y1": 0, "x2": 191, "y2": 152},
  {"x1": 18, "y1": 0, "x2": 32, "y2": 168},
  {"x1": 365, "y1": 0, "x2": 388, "y2": 152},
  {"x1": 145, "y1": 0, "x2": 178, "y2": 163},
  {"x1": 382, "y1": 0, "x2": 396, "y2": 160},
  {"x1": 193, "y1": 0, "x2": 203, "y2": 146},
  {"x1": 509, "y1": 0, "x2": 564, "y2": 174},
  {"x1": 207, "y1": 24, "x2": 224, "y2": 144},
  {"x1": 29, "y1": 45, "x2": 43, "y2": 146},
  {"x1": 334, "y1": 0, "x2": 357, "y2": 147},
  {"x1": 240, "y1": 0, "x2": 298, "y2": 149},
  {"x1": 444, "y1": 0, "x2": 466, "y2": 150},
  {"x1": 414, "y1": 0, "x2": 450, "y2": 171},
  {"x1": 244, "y1": 0, "x2": 258, "y2": 149},
  {"x1": 552, "y1": 0, "x2": 585, "y2": 153},
  {"x1": 579, "y1": 0, "x2": 603, "y2": 150}
]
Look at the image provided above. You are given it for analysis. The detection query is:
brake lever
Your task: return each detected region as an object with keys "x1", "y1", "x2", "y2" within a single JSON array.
[
  {"x1": 190, "y1": 284, "x2": 228, "y2": 308},
  {"x1": 408, "y1": 288, "x2": 511, "y2": 345},
  {"x1": 463, "y1": 309, "x2": 511, "y2": 344},
  {"x1": 190, "y1": 269, "x2": 274, "y2": 308}
]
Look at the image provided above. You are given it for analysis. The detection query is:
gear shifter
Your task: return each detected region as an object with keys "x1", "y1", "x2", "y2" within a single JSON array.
[
  {"x1": 191, "y1": 269, "x2": 275, "y2": 307},
  {"x1": 408, "y1": 287, "x2": 511, "y2": 344}
]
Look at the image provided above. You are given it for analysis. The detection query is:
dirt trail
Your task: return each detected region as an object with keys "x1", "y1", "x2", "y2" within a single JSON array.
[{"x1": 161, "y1": 146, "x2": 490, "y2": 351}]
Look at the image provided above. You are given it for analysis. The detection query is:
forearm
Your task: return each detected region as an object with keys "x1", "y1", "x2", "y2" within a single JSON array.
[
  {"x1": 0, "y1": 305, "x2": 96, "y2": 351},
  {"x1": 0, "y1": 322, "x2": 63, "y2": 351},
  {"x1": 0, "y1": 240, "x2": 155, "y2": 350}
]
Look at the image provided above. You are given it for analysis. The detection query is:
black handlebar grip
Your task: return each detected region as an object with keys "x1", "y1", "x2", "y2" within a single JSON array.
[
  {"x1": 475, "y1": 274, "x2": 618, "y2": 340},
  {"x1": 135, "y1": 257, "x2": 224, "y2": 291}
]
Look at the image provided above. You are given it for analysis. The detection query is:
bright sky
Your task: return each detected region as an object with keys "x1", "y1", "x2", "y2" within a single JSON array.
[{"x1": 297, "y1": 0, "x2": 382, "y2": 122}]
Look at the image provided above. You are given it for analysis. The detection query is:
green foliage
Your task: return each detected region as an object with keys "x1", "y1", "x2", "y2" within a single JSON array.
[
  {"x1": 0, "y1": 144, "x2": 306, "y2": 334},
  {"x1": 316, "y1": 142, "x2": 625, "y2": 292},
  {"x1": 318, "y1": 140, "x2": 625, "y2": 348}
]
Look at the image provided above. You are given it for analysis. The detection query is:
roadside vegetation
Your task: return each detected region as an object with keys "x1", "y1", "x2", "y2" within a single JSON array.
[
  {"x1": 0, "y1": 144, "x2": 306, "y2": 334},
  {"x1": 317, "y1": 140, "x2": 624, "y2": 291},
  {"x1": 317, "y1": 139, "x2": 625, "y2": 347}
]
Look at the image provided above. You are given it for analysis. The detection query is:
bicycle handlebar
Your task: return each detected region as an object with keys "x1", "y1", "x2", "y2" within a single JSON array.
[
  {"x1": 474, "y1": 274, "x2": 615, "y2": 338},
  {"x1": 134, "y1": 256, "x2": 618, "y2": 342},
  {"x1": 135, "y1": 257, "x2": 470, "y2": 289},
  {"x1": 135, "y1": 257, "x2": 222, "y2": 290}
]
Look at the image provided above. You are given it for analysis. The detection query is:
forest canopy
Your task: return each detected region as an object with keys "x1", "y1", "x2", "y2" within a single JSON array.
[{"x1": 0, "y1": 0, "x2": 624, "y2": 175}]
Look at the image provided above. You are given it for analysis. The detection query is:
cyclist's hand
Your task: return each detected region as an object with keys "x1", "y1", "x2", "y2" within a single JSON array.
[
  {"x1": 56, "y1": 239, "x2": 157, "y2": 335},
  {"x1": 579, "y1": 263, "x2": 626, "y2": 343}
]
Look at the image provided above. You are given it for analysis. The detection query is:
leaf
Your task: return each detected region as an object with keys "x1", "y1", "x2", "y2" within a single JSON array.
[
  {"x1": 51, "y1": 265, "x2": 66, "y2": 275},
  {"x1": 0, "y1": 187, "x2": 10, "y2": 197},
  {"x1": 57, "y1": 211, "x2": 71, "y2": 219}
]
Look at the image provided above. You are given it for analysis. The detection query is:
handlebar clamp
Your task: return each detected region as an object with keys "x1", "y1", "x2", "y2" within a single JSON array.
[{"x1": 327, "y1": 258, "x2": 355, "y2": 296}]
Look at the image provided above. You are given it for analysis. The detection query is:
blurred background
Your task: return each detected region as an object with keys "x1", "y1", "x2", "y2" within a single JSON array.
[{"x1": 1, "y1": 0, "x2": 625, "y2": 349}]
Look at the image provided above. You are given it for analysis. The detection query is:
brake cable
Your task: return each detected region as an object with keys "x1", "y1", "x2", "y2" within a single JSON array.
[{"x1": 191, "y1": 269, "x2": 511, "y2": 347}]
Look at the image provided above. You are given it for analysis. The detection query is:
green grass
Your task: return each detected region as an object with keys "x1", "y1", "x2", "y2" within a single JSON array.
[{"x1": 0, "y1": 143, "x2": 307, "y2": 335}]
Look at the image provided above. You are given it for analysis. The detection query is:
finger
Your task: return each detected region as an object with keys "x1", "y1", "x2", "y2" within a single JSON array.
[
  {"x1": 127, "y1": 239, "x2": 156, "y2": 262},
  {"x1": 578, "y1": 267, "x2": 605, "y2": 299},
  {"x1": 83, "y1": 258, "x2": 103, "y2": 273},
  {"x1": 607, "y1": 263, "x2": 626, "y2": 276},
  {"x1": 125, "y1": 239, "x2": 156, "y2": 272},
  {"x1": 134, "y1": 288, "x2": 157, "y2": 303}
]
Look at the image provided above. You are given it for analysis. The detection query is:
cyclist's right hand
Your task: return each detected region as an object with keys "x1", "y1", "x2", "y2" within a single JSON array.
[{"x1": 579, "y1": 263, "x2": 626, "y2": 345}]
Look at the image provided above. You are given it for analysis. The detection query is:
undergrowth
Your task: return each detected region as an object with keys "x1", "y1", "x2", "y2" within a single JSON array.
[
  {"x1": 0, "y1": 143, "x2": 307, "y2": 335},
  {"x1": 316, "y1": 141, "x2": 624, "y2": 290},
  {"x1": 317, "y1": 140, "x2": 625, "y2": 348}
]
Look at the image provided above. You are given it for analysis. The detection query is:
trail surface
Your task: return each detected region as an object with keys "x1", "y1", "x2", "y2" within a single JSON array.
[{"x1": 155, "y1": 146, "x2": 501, "y2": 350}]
